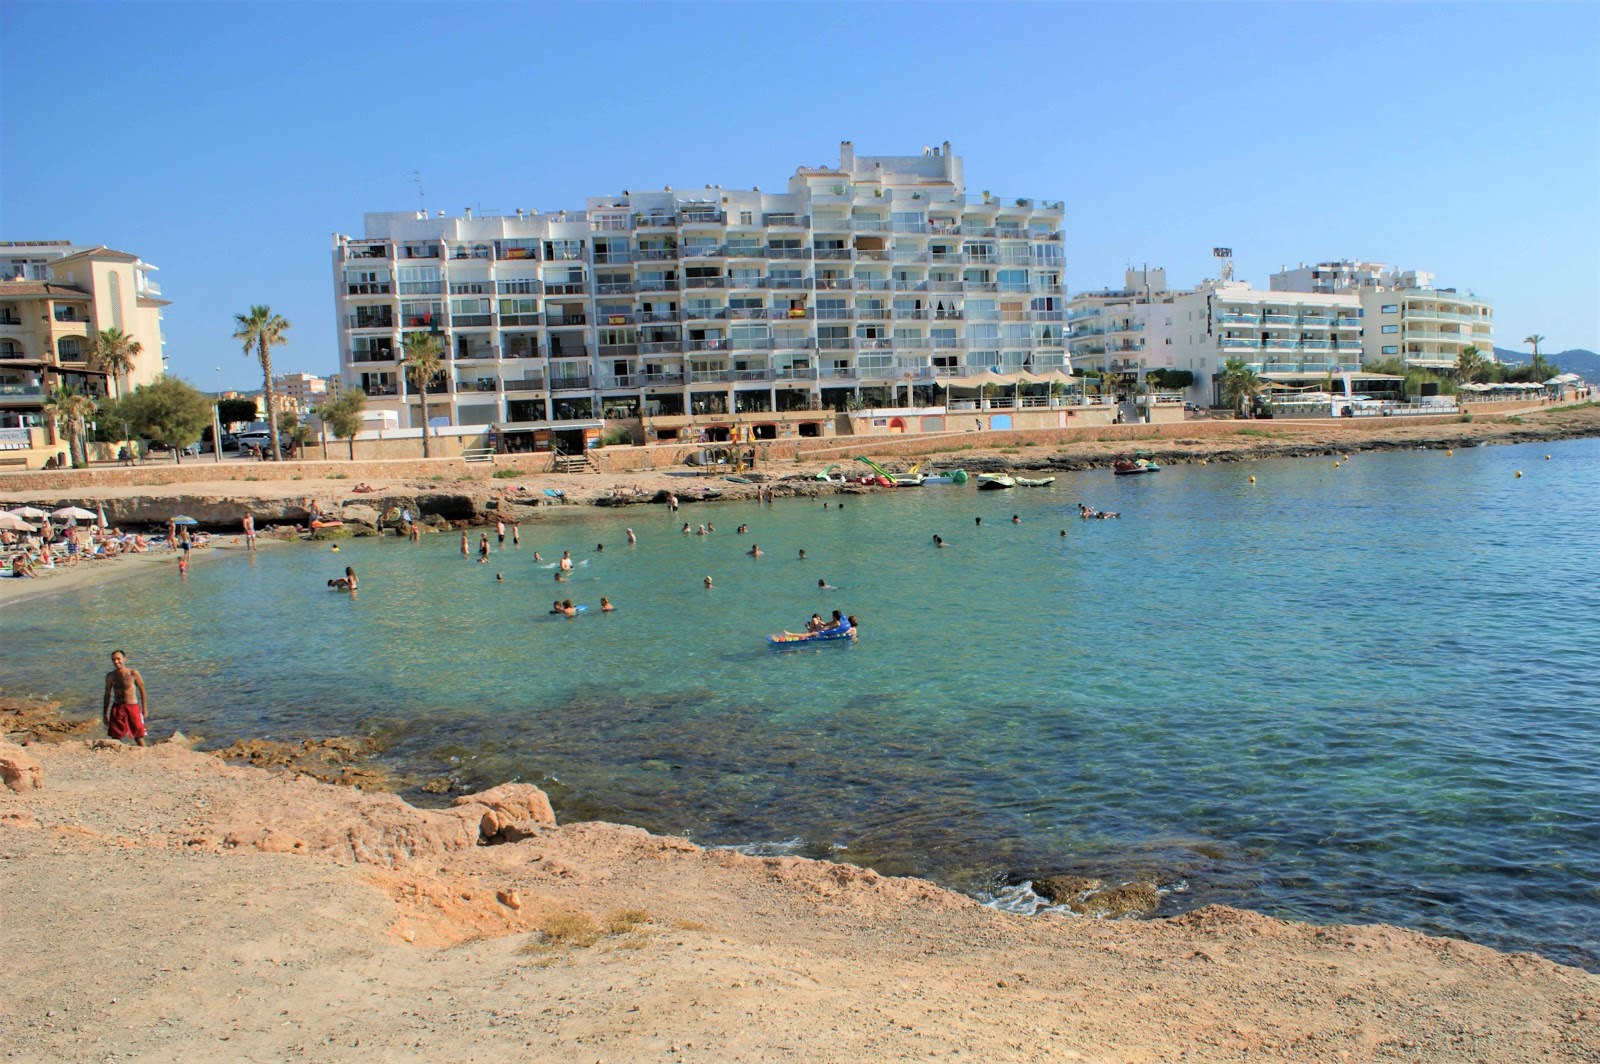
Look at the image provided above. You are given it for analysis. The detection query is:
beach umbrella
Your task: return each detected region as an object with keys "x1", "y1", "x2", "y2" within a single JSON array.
[
  {"x1": 51, "y1": 506, "x2": 98, "y2": 521},
  {"x1": 96, "y1": 502, "x2": 108, "y2": 528},
  {"x1": 0, "y1": 512, "x2": 36, "y2": 532},
  {"x1": 171, "y1": 515, "x2": 199, "y2": 525},
  {"x1": 7, "y1": 506, "x2": 48, "y2": 519}
]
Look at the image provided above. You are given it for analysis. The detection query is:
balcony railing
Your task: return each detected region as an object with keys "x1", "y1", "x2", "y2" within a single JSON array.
[
  {"x1": 362, "y1": 383, "x2": 398, "y2": 397},
  {"x1": 814, "y1": 248, "x2": 853, "y2": 260},
  {"x1": 500, "y1": 313, "x2": 541, "y2": 327},
  {"x1": 545, "y1": 282, "x2": 587, "y2": 296},
  {"x1": 770, "y1": 336, "x2": 816, "y2": 350},
  {"x1": 681, "y1": 245, "x2": 727, "y2": 258},
  {"x1": 763, "y1": 276, "x2": 812, "y2": 289},
  {"x1": 690, "y1": 369, "x2": 728, "y2": 383},
  {"x1": 348, "y1": 315, "x2": 394, "y2": 330},
  {"x1": 345, "y1": 244, "x2": 391, "y2": 260},
  {"x1": 497, "y1": 279, "x2": 542, "y2": 295},
  {"x1": 814, "y1": 277, "x2": 853, "y2": 291},
  {"x1": 452, "y1": 314, "x2": 493, "y2": 327},
  {"x1": 596, "y1": 282, "x2": 635, "y2": 296},
  {"x1": 0, "y1": 383, "x2": 45, "y2": 397},
  {"x1": 681, "y1": 308, "x2": 728, "y2": 321},
  {"x1": 546, "y1": 315, "x2": 587, "y2": 328},
  {"x1": 636, "y1": 248, "x2": 680, "y2": 261},
  {"x1": 765, "y1": 247, "x2": 811, "y2": 260},
  {"x1": 727, "y1": 247, "x2": 766, "y2": 259},
  {"x1": 643, "y1": 372, "x2": 685, "y2": 386},
  {"x1": 727, "y1": 307, "x2": 768, "y2": 320},
  {"x1": 550, "y1": 376, "x2": 591, "y2": 391},
  {"x1": 635, "y1": 278, "x2": 680, "y2": 292},
  {"x1": 686, "y1": 339, "x2": 728, "y2": 352},
  {"x1": 685, "y1": 276, "x2": 728, "y2": 289},
  {"x1": 639, "y1": 340, "x2": 682, "y2": 355},
  {"x1": 454, "y1": 379, "x2": 499, "y2": 392},
  {"x1": 763, "y1": 214, "x2": 808, "y2": 227},
  {"x1": 635, "y1": 213, "x2": 679, "y2": 228},
  {"x1": 681, "y1": 210, "x2": 726, "y2": 225},
  {"x1": 593, "y1": 250, "x2": 634, "y2": 264},
  {"x1": 504, "y1": 378, "x2": 546, "y2": 391},
  {"x1": 503, "y1": 344, "x2": 541, "y2": 359}
]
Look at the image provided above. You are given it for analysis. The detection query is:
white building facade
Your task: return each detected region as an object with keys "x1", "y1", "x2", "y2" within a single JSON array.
[
  {"x1": 332, "y1": 143, "x2": 1068, "y2": 447},
  {"x1": 1269, "y1": 260, "x2": 1494, "y2": 371}
]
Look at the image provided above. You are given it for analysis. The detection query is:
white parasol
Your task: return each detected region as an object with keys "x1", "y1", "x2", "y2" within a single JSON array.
[
  {"x1": 0, "y1": 512, "x2": 37, "y2": 532},
  {"x1": 51, "y1": 506, "x2": 99, "y2": 521},
  {"x1": 7, "y1": 506, "x2": 49, "y2": 519}
]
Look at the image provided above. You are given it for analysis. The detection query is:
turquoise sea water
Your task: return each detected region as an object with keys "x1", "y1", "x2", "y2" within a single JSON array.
[{"x1": 4, "y1": 437, "x2": 1598, "y2": 970}]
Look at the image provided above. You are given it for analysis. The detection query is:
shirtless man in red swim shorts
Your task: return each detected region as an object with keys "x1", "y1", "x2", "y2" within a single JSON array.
[{"x1": 102, "y1": 650, "x2": 150, "y2": 746}]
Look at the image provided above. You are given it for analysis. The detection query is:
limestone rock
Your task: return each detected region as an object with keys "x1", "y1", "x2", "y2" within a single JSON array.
[
  {"x1": 338, "y1": 503, "x2": 380, "y2": 528},
  {"x1": 1070, "y1": 882, "x2": 1161, "y2": 918},
  {"x1": 453, "y1": 782, "x2": 556, "y2": 827},
  {"x1": 0, "y1": 741, "x2": 43, "y2": 792},
  {"x1": 1032, "y1": 875, "x2": 1101, "y2": 904}
]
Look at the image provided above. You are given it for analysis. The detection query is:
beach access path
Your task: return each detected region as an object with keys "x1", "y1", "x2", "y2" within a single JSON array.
[{"x1": 1, "y1": 732, "x2": 1595, "y2": 1063}]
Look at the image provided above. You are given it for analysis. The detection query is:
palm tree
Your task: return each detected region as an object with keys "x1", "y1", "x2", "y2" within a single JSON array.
[
  {"x1": 402, "y1": 331, "x2": 445, "y2": 457},
  {"x1": 1219, "y1": 357, "x2": 1263, "y2": 417},
  {"x1": 42, "y1": 384, "x2": 96, "y2": 468},
  {"x1": 86, "y1": 327, "x2": 142, "y2": 399},
  {"x1": 1457, "y1": 345, "x2": 1486, "y2": 384},
  {"x1": 232, "y1": 305, "x2": 290, "y2": 461},
  {"x1": 1524, "y1": 334, "x2": 1545, "y2": 361}
]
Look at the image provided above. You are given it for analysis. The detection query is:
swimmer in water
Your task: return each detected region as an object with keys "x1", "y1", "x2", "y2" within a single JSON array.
[
  {"x1": 600, "y1": 596, "x2": 615, "y2": 612},
  {"x1": 560, "y1": 550, "x2": 573, "y2": 572},
  {"x1": 555, "y1": 571, "x2": 568, "y2": 583},
  {"x1": 626, "y1": 528, "x2": 637, "y2": 545},
  {"x1": 818, "y1": 578, "x2": 838, "y2": 590},
  {"x1": 595, "y1": 543, "x2": 604, "y2": 553},
  {"x1": 683, "y1": 523, "x2": 692, "y2": 534},
  {"x1": 703, "y1": 575, "x2": 713, "y2": 590},
  {"x1": 737, "y1": 524, "x2": 748, "y2": 534},
  {"x1": 798, "y1": 548, "x2": 807, "y2": 559},
  {"x1": 532, "y1": 551, "x2": 543, "y2": 562},
  {"x1": 1011, "y1": 514, "x2": 1021, "y2": 524},
  {"x1": 496, "y1": 572, "x2": 504, "y2": 581},
  {"x1": 748, "y1": 544, "x2": 763, "y2": 557},
  {"x1": 933, "y1": 534, "x2": 946, "y2": 547},
  {"x1": 549, "y1": 600, "x2": 563, "y2": 614},
  {"x1": 975, "y1": 516, "x2": 982, "y2": 527}
]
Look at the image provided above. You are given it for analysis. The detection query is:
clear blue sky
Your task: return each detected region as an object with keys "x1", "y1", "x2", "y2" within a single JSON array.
[{"x1": 3, "y1": 2, "x2": 1596, "y2": 389}]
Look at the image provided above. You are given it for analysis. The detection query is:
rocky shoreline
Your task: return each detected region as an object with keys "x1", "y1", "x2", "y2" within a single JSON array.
[
  {"x1": 2, "y1": 404, "x2": 1594, "y2": 536},
  {"x1": 3, "y1": 697, "x2": 1596, "y2": 1061}
]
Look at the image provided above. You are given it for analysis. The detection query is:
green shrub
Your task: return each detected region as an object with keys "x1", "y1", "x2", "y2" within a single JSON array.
[
  {"x1": 328, "y1": 473, "x2": 348, "y2": 480},
  {"x1": 1459, "y1": 410, "x2": 1473, "y2": 423},
  {"x1": 492, "y1": 468, "x2": 520, "y2": 479}
]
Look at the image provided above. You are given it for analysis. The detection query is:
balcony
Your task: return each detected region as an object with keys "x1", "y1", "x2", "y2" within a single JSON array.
[
  {"x1": 0, "y1": 383, "x2": 44, "y2": 398},
  {"x1": 689, "y1": 369, "x2": 729, "y2": 383},
  {"x1": 681, "y1": 308, "x2": 728, "y2": 321},
  {"x1": 1334, "y1": 317, "x2": 1362, "y2": 329},
  {"x1": 351, "y1": 350, "x2": 396, "y2": 364},
  {"x1": 399, "y1": 245, "x2": 441, "y2": 260},
  {"x1": 635, "y1": 278, "x2": 680, "y2": 292},
  {"x1": 1299, "y1": 315, "x2": 1333, "y2": 328},
  {"x1": 729, "y1": 338, "x2": 771, "y2": 352},
  {"x1": 770, "y1": 336, "x2": 816, "y2": 350},
  {"x1": 819, "y1": 367, "x2": 857, "y2": 380},
  {"x1": 639, "y1": 340, "x2": 682, "y2": 355},
  {"x1": 545, "y1": 282, "x2": 587, "y2": 296},
  {"x1": 500, "y1": 312, "x2": 541, "y2": 327},
  {"x1": 504, "y1": 377, "x2": 546, "y2": 391},
  {"x1": 642, "y1": 372, "x2": 685, "y2": 386},
  {"x1": 765, "y1": 247, "x2": 811, "y2": 260},
  {"x1": 635, "y1": 213, "x2": 679, "y2": 228},
  {"x1": 345, "y1": 243, "x2": 391, "y2": 260},
  {"x1": 348, "y1": 314, "x2": 394, "y2": 330},
  {"x1": 856, "y1": 306, "x2": 890, "y2": 320},
  {"x1": 503, "y1": 342, "x2": 541, "y2": 359},
  {"x1": 680, "y1": 210, "x2": 726, "y2": 226},
  {"x1": 546, "y1": 314, "x2": 588, "y2": 328},
  {"x1": 727, "y1": 307, "x2": 768, "y2": 320},
  {"x1": 595, "y1": 282, "x2": 635, "y2": 296},
  {"x1": 636, "y1": 248, "x2": 680, "y2": 261},
  {"x1": 763, "y1": 276, "x2": 812, "y2": 289},
  {"x1": 813, "y1": 248, "x2": 853, "y2": 260},
  {"x1": 763, "y1": 214, "x2": 808, "y2": 228},
  {"x1": 814, "y1": 277, "x2": 853, "y2": 291},
  {"x1": 593, "y1": 250, "x2": 634, "y2": 264},
  {"x1": 681, "y1": 245, "x2": 727, "y2": 259},
  {"x1": 727, "y1": 246, "x2": 767, "y2": 259},
  {"x1": 685, "y1": 276, "x2": 728, "y2": 289},
  {"x1": 1262, "y1": 313, "x2": 1298, "y2": 326},
  {"x1": 815, "y1": 308, "x2": 854, "y2": 320},
  {"x1": 497, "y1": 279, "x2": 542, "y2": 295},
  {"x1": 598, "y1": 374, "x2": 640, "y2": 389},
  {"x1": 892, "y1": 279, "x2": 928, "y2": 291},
  {"x1": 732, "y1": 368, "x2": 771, "y2": 382},
  {"x1": 452, "y1": 314, "x2": 493, "y2": 327},
  {"x1": 362, "y1": 383, "x2": 398, "y2": 397},
  {"x1": 686, "y1": 339, "x2": 728, "y2": 353},
  {"x1": 454, "y1": 379, "x2": 499, "y2": 393},
  {"x1": 545, "y1": 344, "x2": 588, "y2": 360},
  {"x1": 550, "y1": 377, "x2": 592, "y2": 391}
]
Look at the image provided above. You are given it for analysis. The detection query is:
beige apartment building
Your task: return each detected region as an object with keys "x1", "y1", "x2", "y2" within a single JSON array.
[{"x1": 0, "y1": 241, "x2": 168, "y2": 430}]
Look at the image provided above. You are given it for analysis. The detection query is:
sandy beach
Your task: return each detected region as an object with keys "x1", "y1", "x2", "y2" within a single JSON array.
[{"x1": 3, "y1": 407, "x2": 1599, "y2": 1060}]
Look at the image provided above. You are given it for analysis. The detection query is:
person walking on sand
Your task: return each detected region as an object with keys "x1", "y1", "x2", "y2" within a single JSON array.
[
  {"x1": 242, "y1": 512, "x2": 256, "y2": 551},
  {"x1": 103, "y1": 650, "x2": 149, "y2": 747}
]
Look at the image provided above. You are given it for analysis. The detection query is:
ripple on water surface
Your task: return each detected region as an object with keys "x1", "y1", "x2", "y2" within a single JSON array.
[{"x1": 3, "y1": 438, "x2": 1598, "y2": 970}]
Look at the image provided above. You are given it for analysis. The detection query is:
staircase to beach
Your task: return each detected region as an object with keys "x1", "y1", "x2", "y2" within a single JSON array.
[{"x1": 550, "y1": 452, "x2": 597, "y2": 474}]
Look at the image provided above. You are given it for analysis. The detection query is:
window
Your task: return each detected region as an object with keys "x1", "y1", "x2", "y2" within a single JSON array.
[
  {"x1": 1381, "y1": 324, "x2": 1398, "y2": 334},
  {"x1": 1382, "y1": 345, "x2": 1399, "y2": 355},
  {"x1": 739, "y1": 211, "x2": 754, "y2": 225},
  {"x1": 397, "y1": 267, "x2": 442, "y2": 294},
  {"x1": 57, "y1": 337, "x2": 84, "y2": 359},
  {"x1": 1381, "y1": 304, "x2": 1399, "y2": 314}
]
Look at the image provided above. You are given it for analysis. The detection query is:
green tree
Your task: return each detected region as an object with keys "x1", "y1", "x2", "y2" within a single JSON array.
[
  {"x1": 316, "y1": 390, "x2": 367, "y2": 461},
  {"x1": 402, "y1": 331, "x2": 445, "y2": 457},
  {"x1": 1457, "y1": 345, "x2": 1486, "y2": 384},
  {"x1": 123, "y1": 376, "x2": 213, "y2": 464},
  {"x1": 90, "y1": 395, "x2": 132, "y2": 443},
  {"x1": 216, "y1": 397, "x2": 260, "y2": 428},
  {"x1": 275, "y1": 408, "x2": 312, "y2": 460},
  {"x1": 42, "y1": 384, "x2": 96, "y2": 467},
  {"x1": 1523, "y1": 334, "x2": 1545, "y2": 362},
  {"x1": 232, "y1": 305, "x2": 290, "y2": 461},
  {"x1": 86, "y1": 327, "x2": 142, "y2": 399},
  {"x1": 1219, "y1": 357, "x2": 1263, "y2": 417}
]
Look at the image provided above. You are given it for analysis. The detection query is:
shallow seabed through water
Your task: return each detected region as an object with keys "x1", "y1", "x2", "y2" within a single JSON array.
[{"x1": 4, "y1": 438, "x2": 1598, "y2": 970}]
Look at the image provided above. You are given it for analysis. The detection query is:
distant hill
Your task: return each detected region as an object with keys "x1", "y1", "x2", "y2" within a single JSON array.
[{"x1": 1493, "y1": 347, "x2": 1599, "y2": 379}]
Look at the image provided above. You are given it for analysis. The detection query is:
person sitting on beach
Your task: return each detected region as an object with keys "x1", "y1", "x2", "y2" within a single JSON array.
[
  {"x1": 600, "y1": 596, "x2": 615, "y2": 612},
  {"x1": 747, "y1": 544, "x2": 763, "y2": 557}
]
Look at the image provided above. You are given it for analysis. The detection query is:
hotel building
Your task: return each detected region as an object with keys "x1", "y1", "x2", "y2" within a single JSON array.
[
  {"x1": 0, "y1": 242, "x2": 168, "y2": 429},
  {"x1": 331, "y1": 143, "x2": 1067, "y2": 449},
  {"x1": 1270, "y1": 261, "x2": 1494, "y2": 371},
  {"x1": 274, "y1": 371, "x2": 331, "y2": 412}
]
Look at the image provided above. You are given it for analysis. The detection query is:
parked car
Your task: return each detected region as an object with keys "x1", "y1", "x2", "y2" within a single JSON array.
[{"x1": 234, "y1": 431, "x2": 272, "y2": 455}]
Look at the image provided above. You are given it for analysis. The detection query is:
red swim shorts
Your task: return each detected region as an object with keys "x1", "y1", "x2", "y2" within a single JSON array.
[{"x1": 107, "y1": 703, "x2": 146, "y2": 741}]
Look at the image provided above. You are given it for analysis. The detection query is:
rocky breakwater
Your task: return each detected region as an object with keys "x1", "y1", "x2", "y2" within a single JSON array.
[{"x1": 50, "y1": 491, "x2": 489, "y2": 534}]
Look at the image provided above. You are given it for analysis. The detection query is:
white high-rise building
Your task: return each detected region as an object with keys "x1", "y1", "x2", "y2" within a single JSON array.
[
  {"x1": 332, "y1": 143, "x2": 1068, "y2": 449},
  {"x1": 1269, "y1": 260, "x2": 1494, "y2": 370}
]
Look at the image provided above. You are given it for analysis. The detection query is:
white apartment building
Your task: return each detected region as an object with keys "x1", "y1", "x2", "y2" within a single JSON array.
[
  {"x1": 332, "y1": 142, "x2": 1068, "y2": 449},
  {"x1": 0, "y1": 241, "x2": 167, "y2": 428},
  {"x1": 1066, "y1": 267, "x2": 1180, "y2": 380},
  {"x1": 1270, "y1": 260, "x2": 1494, "y2": 371}
]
